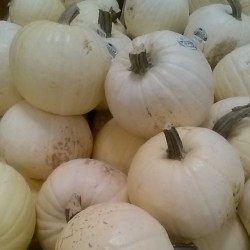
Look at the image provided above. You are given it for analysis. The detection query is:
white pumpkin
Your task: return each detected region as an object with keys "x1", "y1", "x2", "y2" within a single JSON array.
[
  {"x1": 0, "y1": 101, "x2": 93, "y2": 180},
  {"x1": 105, "y1": 30, "x2": 214, "y2": 139},
  {"x1": 92, "y1": 118, "x2": 146, "y2": 174},
  {"x1": 9, "y1": 0, "x2": 65, "y2": 26},
  {"x1": 0, "y1": 160, "x2": 36, "y2": 250},
  {"x1": 128, "y1": 125, "x2": 245, "y2": 241},
  {"x1": 193, "y1": 215, "x2": 250, "y2": 250},
  {"x1": 36, "y1": 158, "x2": 128, "y2": 250},
  {"x1": 238, "y1": 178, "x2": 250, "y2": 237},
  {"x1": 122, "y1": 0, "x2": 189, "y2": 38},
  {"x1": 212, "y1": 44, "x2": 250, "y2": 101},
  {"x1": 184, "y1": 1, "x2": 250, "y2": 69},
  {"x1": 9, "y1": 5, "x2": 111, "y2": 115},
  {"x1": 0, "y1": 20, "x2": 23, "y2": 116},
  {"x1": 202, "y1": 96, "x2": 250, "y2": 180},
  {"x1": 55, "y1": 202, "x2": 175, "y2": 250},
  {"x1": 188, "y1": 0, "x2": 227, "y2": 13}
]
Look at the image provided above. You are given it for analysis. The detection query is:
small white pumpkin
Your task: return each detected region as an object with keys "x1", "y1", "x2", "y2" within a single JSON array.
[
  {"x1": 0, "y1": 100, "x2": 93, "y2": 180},
  {"x1": 105, "y1": 30, "x2": 214, "y2": 138},
  {"x1": 36, "y1": 158, "x2": 128, "y2": 250},
  {"x1": 9, "y1": 0, "x2": 65, "y2": 26},
  {"x1": 212, "y1": 44, "x2": 250, "y2": 101},
  {"x1": 9, "y1": 5, "x2": 111, "y2": 115},
  {"x1": 188, "y1": 0, "x2": 227, "y2": 13},
  {"x1": 184, "y1": 0, "x2": 250, "y2": 69},
  {"x1": 128, "y1": 125, "x2": 245, "y2": 240},
  {"x1": 55, "y1": 202, "x2": 175, "y2": 250},
  {"x1": 202, "y1": 96, "x2": 250, "y2": 180},
  {"x1": 122, "y1": 0, "x2": 189, "y2": 38},
  {"x1": 92, "y1": 118, "x2": 146, "y2": 174},
  {"x1": 0, "y1": 20, "x2": 23, "y2": 116},
  {"x1": 0, "y1": 160, "x2": 36, "y2": 250}
]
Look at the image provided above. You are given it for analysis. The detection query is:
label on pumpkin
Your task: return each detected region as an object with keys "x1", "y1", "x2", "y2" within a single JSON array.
[
  {"x1": 193, "y1": 27, "x2": 208, "y2": 44},
  {"x1": 106, "y1": 42, "x2": 118, "y2": 59},
  {"x1": 178, "y1": 37, "x2": 197, "y2": 50}
]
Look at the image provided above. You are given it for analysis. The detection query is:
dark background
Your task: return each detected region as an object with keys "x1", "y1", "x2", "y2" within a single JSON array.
[{"x1": 0, "y1": 0, "x2": 9, "y2": 19}]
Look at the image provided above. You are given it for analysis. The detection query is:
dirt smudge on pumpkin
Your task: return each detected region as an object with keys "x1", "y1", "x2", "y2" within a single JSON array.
[
  {"x1": 206, "y1": 39, "x2": 238, "y2": 69},
  {"x1": 82, "y1": 40, "x2": 92, "y2": 55}
]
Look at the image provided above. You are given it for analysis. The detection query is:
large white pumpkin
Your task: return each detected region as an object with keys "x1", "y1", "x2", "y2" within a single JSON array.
[
  {"x1": 105, "y1": 30, "x2": 214, "y2": 138},
  {"x1": 128, "y1": 125, "x2": 245, "y2": 241},
  {"x1": 0, "y1": 160, "x2": 36, "y2": 250},
  {"x1": 0, "y1": 101, "x2": 93, "y2": 180}
]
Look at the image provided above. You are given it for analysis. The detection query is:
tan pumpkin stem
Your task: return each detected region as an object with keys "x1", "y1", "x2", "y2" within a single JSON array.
[
  {"x1": 129, "y1": 44, "x2": 152, "y2": 74},
  {"x1": 98, "y1": 9, "x2": 112, "y2": 38},
  {"x1": 65, "y1": 193, "x2": 82, "y2": 222},
  {"x1": 228, "y1": 0, "x2": 242, "y2": 20},
  {"x1": 212, "y1": 103, "x2": 250, "y2": 138},
  {"x1": 163, "y1": 123, "x2": 184, "y2": 160},
  {"x1": 58, "y1": 3, "x2": 80, "y2": 25},
  {"x1": 173, "y1": 243, "x2": 198, "y2": 250}
]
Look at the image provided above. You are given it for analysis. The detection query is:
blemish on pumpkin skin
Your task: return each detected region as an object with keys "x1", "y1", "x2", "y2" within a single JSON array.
[
  {"x1": 206, "y1": 39, "x2": 238, "y2": 69},
  {"x1": 82, "y1": 40, "x2": 92, "y2": 54}
]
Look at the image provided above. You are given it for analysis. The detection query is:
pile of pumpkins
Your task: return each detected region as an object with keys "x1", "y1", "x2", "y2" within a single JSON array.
[{"x1": 2, "y1": 0, "x2": 250, "y2": 249}]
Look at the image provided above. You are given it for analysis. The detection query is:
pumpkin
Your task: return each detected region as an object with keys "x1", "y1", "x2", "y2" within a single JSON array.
[
  {"x1": 202, "y1": 96, "x2": 250, "y2": 180},
  {"x1": 193, "y1": 215, "x2": 250, "y2": 250},
  {"x1": 188, "y1": 0, "x2": 227, "y2": 13},
  {"x1": 9, "y1": 4, "x2": 111, "y2": 116},
  {"x1": 9, "y1": 0, "x2": 65, "y2": 26},
  {"x1": 92, "y1": 118, "x2": 146, "y2": 174},
  {"x1": 0, "y1": 100, "x2": 93, "y2": 180},
  {"x1": 238, "y1": 178, "x2": 250, "y2": 237},
  {"x1": 212, "y1": 44, "x2": 250, "y2": 101},
  {"x1": 36, "y1": 158, "x2": 128, "y2": 250},
  {"x1": 127, "y1": 124, "x2": 245, "y2": 241},
  {"x1": 184, "y1": 0, "x2": 250, "y2": 69},
  {"x1": 0, "y1": 160, "x2": 36, "y2": 250},
  {"x1": 105, "y1": 30, "x2": 214, "y2": 139},
  {"x1": 122, "y1": 0, "x2": 189, "y2": 38},
  {"x1": 0, "y1": 20, "x2": 23, "y2": 116},
  {"x1": 55, "y1": 202, "x2": 175, "y2": 250}
]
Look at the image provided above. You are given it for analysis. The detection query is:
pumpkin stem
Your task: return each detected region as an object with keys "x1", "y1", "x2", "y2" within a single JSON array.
[
  {"x1": 65, "y1": 193, "x2": 82, "y2": 222},
  {"x1": 163, "y1": 123, "x2": 184, "y2": 160},
  {"x1": 98, "y1": 9, "x2": 112, "y2": 38},
  {"x1": 129, "y1": 44, "x2": 152, "y2": 74},
  {"x1": 228, "y1": 0, "x2": 242, "y2": 20},
  {"x1": 173, "y1": 242, "x2": 198, "y2": 250},
  {"x1": 212, "y1": 103, "x2": 250, "y2": 138},
  {"x1": 109, "y1": 7, "x2": 120, "y2": 24},
  {"x1": 58, "y1": 3, "x2": 80, "y2": 25}
]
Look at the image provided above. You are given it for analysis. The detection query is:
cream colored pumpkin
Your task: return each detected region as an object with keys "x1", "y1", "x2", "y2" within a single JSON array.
[
  {"x1": 55, "y1": 202, "x2": 175, "y2": 250},
  {"x1": 36, "y1": 158, "x2": 128, "y2": 250},
  {"x1": 0, "y1": 101, "x2": 93, "y2": 180},
  {"x1": 9, "y1": 0, "x2": 65, "y2": 26},
  {"x1": 184, "y1": 1, "x2": 250, "y2": 69},
  {"x1": 9, "y1": 6, "x2": 111, "y2": 115},
  {"x1": 0, "y1": 21, "x2": 23, "y2": 116},
  {"x1": 202, "y1": 96, "x2": 250, "y2": 179},
  {"x1": 0, "y1": 160, "x2": 36, "y2": 250},
  {"x1": 105, "y1": 30, "x2": 214, "y2": 139},
  {"x1": 92, "y1": 118, "x2": 146, "y2": 174},
  {"x1": 212, "y1": 44, "x2": 250, "y2": 101},
  {"x1": 193, "y1": 215, "x2": 250, "y2": 250},
  {"x1": 128, "y1": 125, "x2": 245, "y2": 241},
  {"x1": 188, "y1": 0, "x2": 227, "y2": 13},
  {"x1": 238, "y1": 178, "x2": 250, "y2": 236},
  {"x1": 122, "y1": 0, "x2": 189, "y2": 38}
]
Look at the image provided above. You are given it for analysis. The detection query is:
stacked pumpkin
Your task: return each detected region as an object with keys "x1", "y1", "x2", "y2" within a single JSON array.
[{"x1": 1, "y1": 0, "x2": 250, "y2": 249}]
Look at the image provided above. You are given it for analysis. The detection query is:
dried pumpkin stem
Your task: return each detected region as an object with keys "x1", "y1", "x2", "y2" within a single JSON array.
[
  {"x1": 212, "y1": 103, "x2": 250, "y2": 138},
  {"x1": 58, "y1": 3, "x2": 80, "y2": 25},
  {"x1": 173, "y1": 242, "x2": 198, "y2": 250},
  {"x1": 228, "y1": 0, "x2": 242, "y2": 20},
  {"x1": 65, "y1": 193, "x2": 82, "y2": 222},
  {"x1": 163, "y1": 124, "x2": 184, "y2": 160},
  {"x1": 109, "y1": 7, "x2": 120, "y2": 23},
  {"x1": 129, "y1": 44, "x2": 152, "y2": 74},
  {"x1": 98, "y1": 9, "x2": 112, "y2": 38}
]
